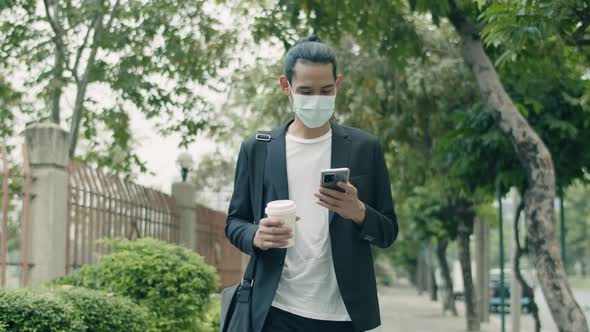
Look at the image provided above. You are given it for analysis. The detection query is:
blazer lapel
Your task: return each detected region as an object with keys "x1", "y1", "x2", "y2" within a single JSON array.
[
  {"x1": 328, "y1": 121, "x2": 350, "y2": 223},
  {"x1": 268, "y1": 119, "x2": 292, "y2": 201}
]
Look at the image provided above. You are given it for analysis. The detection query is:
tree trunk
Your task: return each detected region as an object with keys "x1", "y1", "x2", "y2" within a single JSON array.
[
  {"x1": 457, "y1": 211, "x2": 480, "y2": 331},
  {"x1": 417, "y1": 244, "x2": 427, "y2": 295},
  {"x1": 430, "y1": 263, "x2": 438, "y2": 301},
  {"x1": 436, "y1": 238, "x2": 458, "y2": 316},
  {"x1": 513, "y1": 197, "x2": 541, "y2": 332},
  {"x1": 43, "y1": 0, "x2": 66, "y2": 124},
  {"x1": 68, "y1": 0, "x2": 121, "y2": 159},
  {"x1": 426, "y1": 241, "x2": 438, "y2": 301},
  {"x1": 447, "y1": 3, "x2": 588, "y2": 331},
  {"x1": 68, "y1": 7, "x2": 104, "y2": 159}
]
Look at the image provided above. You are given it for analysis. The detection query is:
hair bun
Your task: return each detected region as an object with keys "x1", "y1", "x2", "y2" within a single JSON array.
[{"x1": 294, "y1": 35, "x2": 322, "y2": 46}]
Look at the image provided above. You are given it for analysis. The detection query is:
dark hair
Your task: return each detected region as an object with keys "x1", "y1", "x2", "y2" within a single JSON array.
[{"x1": 284, "y1": 36, "x2": 337, "y2": 83}]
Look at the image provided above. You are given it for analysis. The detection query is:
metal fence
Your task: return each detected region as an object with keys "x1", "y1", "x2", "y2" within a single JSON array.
[
  {"x1": 0, "y1": 142, "x2": 32, "y2": 288},
  {"x1": 66, "y1": 161, "x2": 180, "y2": 272},
  {"x1": 2, "y1": 139, "x2": 241, "y2": 290},
  {"x1": 195, "y1": 204, "x2": 242, "y2": 289}
]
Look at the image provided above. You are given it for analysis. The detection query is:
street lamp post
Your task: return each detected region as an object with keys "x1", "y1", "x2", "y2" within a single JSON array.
[
  {"x1": 176, "y1": 152, "x2": 194, "y2": 182},
  {"x1": 559, "y1": 185, "x2": 567, "y2": 272},
  {"x1": 497, "y1": 179, "x2": 506, "y2": 332}
]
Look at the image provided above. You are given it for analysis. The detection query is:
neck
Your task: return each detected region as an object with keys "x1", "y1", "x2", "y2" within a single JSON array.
[{"x1": 287, "y1": 117, "x2": 331, "y2": 139}]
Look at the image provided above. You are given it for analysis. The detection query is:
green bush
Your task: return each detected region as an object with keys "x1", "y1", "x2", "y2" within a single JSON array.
[
  {"x1": 0, "y1": 288, "x2": 85, "y2": 332},
  {"x1": 54, "y1": 238, "x2": 219, "y2": 332},
  {"x1": 53, "y1": 286, "x2": 151, "y2": 332},
  {"x1": 0, "y1": 286, "x2": 150, "y2": 332},
  {"x1": 202, "y1": 294, "x2": 221, "y2": 332}
]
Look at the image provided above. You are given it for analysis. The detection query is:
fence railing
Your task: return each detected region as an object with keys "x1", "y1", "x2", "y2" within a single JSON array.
[
  {"x1": 195, "y1": 204, "x2": 242, "y2": 289},
  {"x1": 0, "y1": 142, "x2": 32, "y2": 288},
  {"x1": 66, "y1": 161, "x2": 180, "y2": 272},
  {"x1": 2, "y1": 129, "x2": 242, "y2": 290}
]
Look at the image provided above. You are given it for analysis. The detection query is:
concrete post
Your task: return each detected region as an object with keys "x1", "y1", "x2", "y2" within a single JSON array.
[
  {"x1": 171, "y1": 181, "x2": 197, "y2": 250},
  {"x1": 417, "y1": 244, "x2": 426, "y2": 294},
  {"x1": 425, "y1": 241, "x2": 434, "y2": 299},
  {"x1": 475, "y1": 217, "x2": 485, "y2": 321},
  {"x1": 483, "y1": 218, "x2": 490, "y2": 322},
  {"x1": 24, "y1": 123, "x2": 69, "y2": 285},
  {"x1": 475, "y1": 217, "x2": 491, "y2": 322}
]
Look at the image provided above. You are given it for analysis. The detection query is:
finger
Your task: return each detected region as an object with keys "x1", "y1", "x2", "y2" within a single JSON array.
[
  {"x1": 337, "y1": 181, "x2": 356, "y2": 194},
  {"x1": 316, "y1": 199, "x2": 339, "y2": 212},
  {"x1": 261, "y1": 218, "x2": 284, "y2": 227},
  {"x1": 263, "y1": 240, "x2": 290, "y2": 249},
  {"x1": 260, "y1": 225, "x2": 292, "y2": 236},
  {"x1": 314, "y1": 192, "x2": 341, "y2": 207},
  {"x1": 259, "y1": 232, "x2": 293, "y2": 245},
  {"x1": 267, "y1": 233, "x2": 294, "y2": 242},
  {"x1": 318, "y1": 186, "x2": 347, "y2": 200}
]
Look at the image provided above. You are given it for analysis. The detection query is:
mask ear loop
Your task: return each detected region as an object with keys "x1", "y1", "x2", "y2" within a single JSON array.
[{"x1": 286, "y1": 80, "x2": 295, "y2": 108}]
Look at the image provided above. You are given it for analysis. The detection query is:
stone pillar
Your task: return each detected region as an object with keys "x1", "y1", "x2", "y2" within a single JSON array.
[
  {"x1": 475, "y1": 217, "x2": 491, "y2": 322},
  {"x1": 24, "y1": 123, "x2": 69, "y2": 285},
  {"x1": 483, "y1": 219, "x2": 490, "y2": 322},
  {"x1": 172, "y1": 181, "x2": 197, "y2": 250}
]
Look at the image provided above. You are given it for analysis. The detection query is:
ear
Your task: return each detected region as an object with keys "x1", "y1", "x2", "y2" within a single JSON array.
[
  {"x1": 279, "y1": 76, "x2": 291, "y2": 96},
  {"x1": 335, "y1": 74, "x2": 344, "y2": 90}
]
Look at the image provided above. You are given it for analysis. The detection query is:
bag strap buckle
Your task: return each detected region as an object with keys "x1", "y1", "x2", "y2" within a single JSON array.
[{"x1": 255, "y1": 132, "x2": 271, "y2": 142}]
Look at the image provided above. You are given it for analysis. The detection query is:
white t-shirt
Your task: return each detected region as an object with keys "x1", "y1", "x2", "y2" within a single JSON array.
[{"x1": 270, "y1": 127, "x2": 351, "y2": 321}]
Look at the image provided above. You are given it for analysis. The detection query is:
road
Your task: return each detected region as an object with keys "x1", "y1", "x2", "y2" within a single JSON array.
[
  {"x1": 490, "y1": 288, "x2": 590, "y2": 332},
  {"x1": 376, "y1": 286, "x2": 590, "y2": 332},
  {"x1": 377, "y1": 287, "x2": 499, "y2": 332}
]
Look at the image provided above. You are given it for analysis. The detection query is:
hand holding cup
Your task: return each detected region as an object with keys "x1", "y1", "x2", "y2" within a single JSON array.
[{"x1": 253, "y1": 216, "x2": 300, "y2": 250}]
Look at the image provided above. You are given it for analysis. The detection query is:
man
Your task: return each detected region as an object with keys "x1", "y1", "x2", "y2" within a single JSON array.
[{"x1": 225, "y1": 36, "x2": 398, "y2": 332}]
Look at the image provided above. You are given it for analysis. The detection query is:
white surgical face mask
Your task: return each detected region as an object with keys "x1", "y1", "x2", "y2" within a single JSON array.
[{"x1": 287, "y1": 81, "x2": 336, "y2": 128}]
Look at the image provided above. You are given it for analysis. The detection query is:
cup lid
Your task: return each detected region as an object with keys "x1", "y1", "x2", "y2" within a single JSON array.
[{"x1": 265, "y1": 200, "x2": 296, "y2": 214}]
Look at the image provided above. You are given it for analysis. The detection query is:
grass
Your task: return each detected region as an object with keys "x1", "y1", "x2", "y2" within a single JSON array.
[{"x1": 568, "y1": 276, "x2": 590, "y2": 289}]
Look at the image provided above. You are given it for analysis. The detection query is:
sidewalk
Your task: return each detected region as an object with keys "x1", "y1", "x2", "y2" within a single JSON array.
[{"x1": 376, "y1": 287, "x2": 499, "y2": 332}]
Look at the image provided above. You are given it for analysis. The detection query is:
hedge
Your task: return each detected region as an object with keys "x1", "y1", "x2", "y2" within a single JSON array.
[
  {"x1": 0, "y1": 287, "x2": 85, "y2": 332},
  {"x1": 53, "y1": 286, "x2": 151, "y2": 332},
  {"x1": 53, "y1": 238, "x2": 219, "y2": 332},
  {"x1": 0, "y1": 286, "x2": 149, "y2": 332}
]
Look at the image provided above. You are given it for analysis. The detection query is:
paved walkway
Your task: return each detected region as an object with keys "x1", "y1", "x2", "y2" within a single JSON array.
[{"x1": 375, "y1": 287, "x2": 500, "y2": 332}]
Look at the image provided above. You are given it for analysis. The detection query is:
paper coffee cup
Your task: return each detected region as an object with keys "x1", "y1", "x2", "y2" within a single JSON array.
[{"x1": 265, "y1": 200, "x2": 297, "y2": 248}]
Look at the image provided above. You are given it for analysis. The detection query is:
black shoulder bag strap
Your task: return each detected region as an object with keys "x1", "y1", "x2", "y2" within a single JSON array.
[{"x1": 238, "y1": 130, "x2": 271, "y2": 303}]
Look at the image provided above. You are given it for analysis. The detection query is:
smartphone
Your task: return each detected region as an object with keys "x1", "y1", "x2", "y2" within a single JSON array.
[{"x1": 320, "y1": 168, "x2": 350, "y2": 193}]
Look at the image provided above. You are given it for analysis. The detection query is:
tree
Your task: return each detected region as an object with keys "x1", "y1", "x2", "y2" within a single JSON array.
[
  {"x1": 0, "y1": 76, "x2": 32, "y2": 140},
  {"x1": 437, "y1": 1, "x2": 588, "y2": 330},
  {"x1": 191, "y1": 150, "x2": 235, "y2": 209},
  {"x1": 481, "y1": 0, "x2": 590, "y2": 51},
  {"x1": 1, "y1": 0, "x2": 235, "y2": 175}
]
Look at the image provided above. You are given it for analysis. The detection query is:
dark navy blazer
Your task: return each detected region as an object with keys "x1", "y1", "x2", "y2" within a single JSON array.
[{"x1": 225, "y1": 118, "x2": 398, "y2": 332}]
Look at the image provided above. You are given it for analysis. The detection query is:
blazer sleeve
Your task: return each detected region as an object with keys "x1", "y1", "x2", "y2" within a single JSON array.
[
  {"x1": 357, "y1": 139, "x2": 399, "y2": 248},
  {"x1": 225, "y1": 141, "x2": 259, "y2": 255}
]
